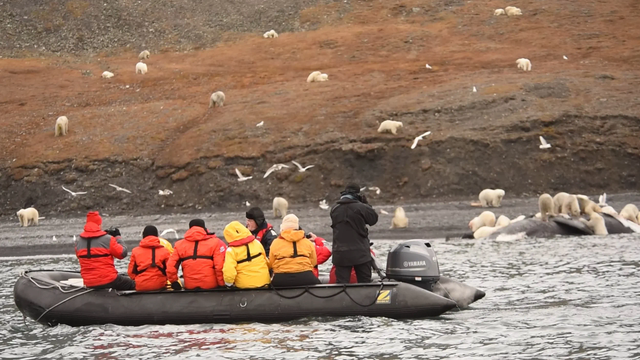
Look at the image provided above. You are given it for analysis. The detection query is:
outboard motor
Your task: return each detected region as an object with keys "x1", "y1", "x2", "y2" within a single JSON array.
[{"x1": 385, "y1": 240, "x2": 440, "y2": 291}]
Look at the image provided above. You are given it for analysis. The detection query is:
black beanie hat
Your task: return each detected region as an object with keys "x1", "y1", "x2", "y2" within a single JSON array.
[
  {"x1": 345, "y1": 183, "x2": 361, "y2": 194},
  {"x1": 246, "y1": 207, "x2": 266, "y2": 226},
  {"x1": 142, "y1": 225, "x2": 158, "y2": 238},
  {"x1": 189, "y1": 219, "x2": 206, "y2": 229}
]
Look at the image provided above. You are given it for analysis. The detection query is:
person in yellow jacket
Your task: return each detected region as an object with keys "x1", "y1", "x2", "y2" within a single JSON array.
[
  {"x1": 269, "y1": 214, "x2": 320, "y2": 287},
  {"x1": 222, "y1": 221, "x2": 271, "y2": 289},
  {"x1": 158, "y1": 236, "x2": 181, "y2": 289}
]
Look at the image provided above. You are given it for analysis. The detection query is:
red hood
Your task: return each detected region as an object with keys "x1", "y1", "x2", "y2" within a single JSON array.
[
  {"x1": 228, "y1": 235, "x2": 256, "y2": 247},
  {"x1": 79, "y1": 221, "x2": 107, "y2": 238},
  {"x1": 139, "y1": 235, "x2": 162, "y2": 248},
  {"x1": 184, "y1": 226, "x2": 215, "y2": 242}
]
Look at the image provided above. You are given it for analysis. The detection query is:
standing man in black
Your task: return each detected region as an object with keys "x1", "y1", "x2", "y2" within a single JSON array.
[{"x1": 330, "y1": 184, "x2": 379, "y2": 283}]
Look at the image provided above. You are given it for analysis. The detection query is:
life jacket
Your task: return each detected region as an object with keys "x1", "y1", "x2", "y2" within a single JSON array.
[
  {"x1": 75, "y1": 233, "x2": 126, "y2": 287},
  {"x1": 128, "y1": 236, "x2": 170, "y2": 291},
  {"x1": 166, "y1": 227, "x2": 227, "y2": 290},
  {"x1": 313, "y1": 237, "x2": 332, "y2": 277},
  {"x1": 254, "y1": 223, "x2": 274, "y2": 243},
  {"x1": 269, "y1": 229, "x2": 317, "y2": 274},
  {"x1": 222, "y1": 231, "x2": 271, "y2": 289}
]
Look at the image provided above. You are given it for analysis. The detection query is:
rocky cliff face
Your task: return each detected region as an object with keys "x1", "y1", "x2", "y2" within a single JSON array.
[{"x1": 1, "y1": 0, "x2": 639, "y2": 216}]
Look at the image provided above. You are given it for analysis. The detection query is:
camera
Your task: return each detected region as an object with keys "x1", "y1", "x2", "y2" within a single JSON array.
[{"x1": 305, "y1": 233, "x2": 312, "y2": 239}]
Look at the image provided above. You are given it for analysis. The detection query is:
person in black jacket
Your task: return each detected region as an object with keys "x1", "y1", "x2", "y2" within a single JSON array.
[
  {"x1": 245, "y1": 207, "x2": 278, "y2": 258},
  {"x1": 330, "y1": 184, "x2": 379, "y2": 283}
]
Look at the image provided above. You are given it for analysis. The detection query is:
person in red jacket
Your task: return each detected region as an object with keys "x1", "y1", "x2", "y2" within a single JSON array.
[
  {"x1": 75, "y1": 211, "x2": 134, "y2": 290},
  {"x1": 329, "y1": 248, "x2": 377, "y2": 284},
  {"x1": 307, "y1": 232, "x2": 332, "y2": 277},
  {"x1": 246, "y1": 207, "x2": 278, "y2": 257},
  {"x1": 166, "y1": 219, "x2": 227, "y2": 290},
  {"x1": 128, "y1": 225, "x2": 171, "y2": 291}
]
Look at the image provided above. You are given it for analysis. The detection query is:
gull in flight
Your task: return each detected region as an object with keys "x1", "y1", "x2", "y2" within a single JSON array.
[
  {"x1": 158, "y1": 189, "x2": 173, "y2": 196},
  {"x1": 598, "y1": 193, "x2": 607, "y2": 206},
  {"x1": 245, "y1": 201, "x2": 251, "y2": 207},
  {"x1": 380, "y1": 209, "x2": 389, "y2": 215},
  {"x1": 235, "y1": 168, "x2": 252, "y2": 182},
  {"x1": 425, "y1": 64, "x2": 432, "y2": 69},
  {"x1": 473, "y1": 86, "x2": 477, "y2": 93},
  {"x1": 319, "y1": 200, "x2": 329, "y2": 210},
  {"x1": 109, "y1": 184, "x2": 132, "y2": 193},
  {"x1": 539, "y1": 136, "x2": 551, "y2": 149},
  {"x1": 160, "y1": 229, "x2": 179, "y2": 239},
  {"x1": 292, "y1": 160, "x2": 315, "y2": 172},
  {"x1": 411, "y1": 131, "x2": 432, "y2": 149},
  {"x1": 264, "y1": 164, "x2": 290, "y2": 178},
  {"x1": 256, "y1": 121, "x2": 264, "y2": 127},
  {"x1": 563, "y1": 55, "x2": 568, "y2": 60},
  {"x1": 368, "y1": 187, "x2": 381, "y2": 195},
  {"x1": 62, "y1": 186, "x2": 87, "y2": 197},
  {"x1": 360, "y1": 186, "x2": 367, "y2": 192}
]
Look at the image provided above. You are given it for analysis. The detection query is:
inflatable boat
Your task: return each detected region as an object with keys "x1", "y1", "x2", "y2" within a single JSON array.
[
  {"x1": 14, "y1": 270, "x2": 458, "y2": 327},
  {"x1": 14, "y1": 240, "x2": 484, "y2": 327}
]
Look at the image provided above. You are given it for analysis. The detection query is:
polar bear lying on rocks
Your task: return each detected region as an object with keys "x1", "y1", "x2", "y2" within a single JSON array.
[
  {"x1": 494, "y1": 9, "x2": 506, "y2": 16},
  {"x1": 505, "y1": 6, "x2": 522, "y2": 16},
  {"x1": 377, "y1": 120, "x2": 403, "y2": 135},
  {"x1": 55, "y1": 116, "x2": 69, "y2": 137},
  {"x1": 307, "y1": 71, "x2": 329, "y2": 83},
  {"x1": 138, "y1": 50, "x2": 150, "y2": 60},
  {"x1": 263, "y1": 30, "x2": 278, "y2": 38},
  {"x1": 17, "y1": 207, "x2": 39, "y2": 227},
  {"x1": 101, "y1": 71, "x2": 114, "y2": 79},
  {"x1": 390, "y1": 207, "x2": 408, "y2": 229},
  {"x1": 478, "y1": 189, "x2": 505, "y2": 207},
  {"x1": 209, "y1": 91, "x2": 226, "y2": 108},
  {"x1": 273, "y1": 197, "x2": 288, "y2": 218}
]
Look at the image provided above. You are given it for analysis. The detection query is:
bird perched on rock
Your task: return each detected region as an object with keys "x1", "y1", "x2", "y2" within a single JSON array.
[{"x1": 158, "y1": 189, "x2": 173, "y2": 196}]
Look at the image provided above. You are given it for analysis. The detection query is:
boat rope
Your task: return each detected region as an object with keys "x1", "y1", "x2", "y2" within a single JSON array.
[
  {"x1": 436, "y1": 280, "x2": 461, "y2": 311},
  {"x1": 24, "y1": 272, "x2": 86, "y2": 294},
  {"x1": 35, "y1": 288, "x2": 94, "y2": 323},
  {"x1": 271, "y1": 282, "x2": 385, "y2": 307}
]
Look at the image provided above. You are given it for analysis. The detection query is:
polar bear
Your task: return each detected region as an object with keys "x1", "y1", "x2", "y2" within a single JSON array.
[
  {"x1": 17, "y1": 207, "x2": 39, "y2": 227},
  {"x1": 138, "y1": 50, "x2": 150, "y2": 60},
  {"x1": 307, "y1": 71, "x2": 322, "y2": 83},
  {"x1": 55, "y1": 116, "x2": 69, "y2": 137},
  {"x1": 390, "y1": 207, "x2": 408, "y2": 229},
  {"x1": 516, "y1": 58, "x2": 532, "y2": 71},
  {"x1": 600, "y1": 205, "x2": 618, "y2": 216},
  {"x1": 474, "y1": 216, "x2": 509, "y2": 239},
  {"x1": 468, "y1": 211, "x2": 496, "y2": 232},
  {"x1": 263, "y1": 30, "x2": 278, "y2": 38},
  {"x1": 619, "y1": 204, "x2": 639, "y2": 224},
  {"x1": 505, "y1": 6, "x2": 522, "y2": 16},
  {"x1": 494, "y1": 9, "x2": 505, "y2": 16},
  {"x1": 579, "y1": 212, "x2": 608, "y2": 235},
  {"x1": 553, "y1": 192, "x2": 570, "y2": 214},
  {"x1": 136, "y1": 62, "x2": 148, "y2": 74},
  {"x1": 316, "y1": 73, "x2": 329, "y2": 82},
  {"x1": 377, "y1": 120, "x2": 403, "y2": 135},
  {"x1": 478, "y1": 188, "x2": 505, "y2": 207},
  {"x1": 273, "y1": 196, "x2": 289, "y2": 218},
  {"x1": 209, "y1": 91, "x2": 226, "y2": 108},
  {"x1": 510, "y1": 214, "x2": 526, "y2": 223},
  {"x1": 101, "y1": 71, "x2": 114, "y2": 79},
  {"x1": 538, "y1": 193, "x2": 555, "y2": 222},
  {"x1": 561, "y1": 195, "x2": 580, "y2": 217},
  {"x1": 576, "y1": 195, "x2": 602, "y2": 215},
  {"x1": 495, "y1": 215, "x2": 510, "y2": 228}
]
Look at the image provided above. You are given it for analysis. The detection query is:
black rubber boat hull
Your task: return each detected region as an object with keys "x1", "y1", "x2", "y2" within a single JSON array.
[{"x1": 14, "y1": 270, "x2": 458, "y2": 327}]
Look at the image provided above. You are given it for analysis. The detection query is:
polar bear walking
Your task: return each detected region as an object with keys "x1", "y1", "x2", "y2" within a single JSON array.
[
  {"x1": 55, "y1": 116, "x2": 69, "y2": 137},
  {"x1": 209, "y1": 91, "x2": 226, "y2": 108},
  {"x1": 377, "y1": 120, "x2": 403, "y2": 135},
  {"x1": 17, "y1": 207, "x2": 39, "y2": 227},
  {"x1": 478, "y1": 189, "x2": 505, "y2": 207},
  {"x1": 273, "y1": 196, "x2": 289, "y2": 218},
  {"x1": 390, "y1": 207, "x2": 408, "y2": 229},
  {"x1": 136, "y1": 62, "x2": 148, "y2": 75},
  {"x1": 516, "y1": 58, "x2": 532, "y2": 71}
]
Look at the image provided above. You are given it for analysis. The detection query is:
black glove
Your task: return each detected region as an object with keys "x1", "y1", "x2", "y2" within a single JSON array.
[
  {"x1": 106, "y1": 227, "x2": 121, "y2": 237},
  {"x1": 171, "y1": 281, "x2": 183, "y2": 291}
]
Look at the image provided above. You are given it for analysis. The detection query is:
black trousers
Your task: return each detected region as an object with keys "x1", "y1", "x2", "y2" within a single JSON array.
[
  {"x1": 272, "y1": 271, "x2": 321, "y2": 287},
  {"x1": 90, "y1": 274, "x2": 136, "y2": 291},
  {"x1": 335, "y1": 262, "x2": 372, "y2": 284}
]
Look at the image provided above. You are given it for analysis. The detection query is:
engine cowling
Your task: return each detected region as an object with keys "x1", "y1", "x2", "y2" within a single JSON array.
[{"x1": 385, "y1": 240, "x2": 440, "y2": 291}]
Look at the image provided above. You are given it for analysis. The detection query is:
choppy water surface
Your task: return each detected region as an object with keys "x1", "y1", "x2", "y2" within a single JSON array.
[{"x1": 2, "y1": 235, "x2": 640, "y2": 359}]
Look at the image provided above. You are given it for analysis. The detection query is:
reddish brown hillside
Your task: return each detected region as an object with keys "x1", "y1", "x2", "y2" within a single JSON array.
[{"x1": 1, "y1": 0, "x2": 639, "y2": 215}]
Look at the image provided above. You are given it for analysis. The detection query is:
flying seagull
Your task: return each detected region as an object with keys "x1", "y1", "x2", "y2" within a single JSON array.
[
  {"x1": 292, "y1": 160, "x2": 315, "y2": 172},
  {"x1": 425, "y1": 64, "x2": 432, "y2": 69},
  {"x1": 319, "y1": 200, "x2": 329, "y2": 210},
  {"x1": 256, "y1": 121, "x2": 264, "y2": 127},
  {"x1": 264, "y1": 164, "x2": 290, "y2": 178},
  {"x1": 158, "y1": 189, "x2": 173, "y2": 196},
  {"x1": 368, "y1": 187, "x2": 381, "y2": 195},
  {"x1": 235, "y1": 168, "x2": 253, "y2": 182},
  {"x1": 245, "y1": 201, "x2": 251, "y2": 207},
  {"x1": 109, "y1": 184, "x2": 132, "y2": 193},
  {"x1": 563, "y1": 55, "x2": 568, "y2": 60},
  {"x1": 160, "y1": 229, "x2": 179, "y2": 239},
  {"x1": 380, "y1": 209, "x2": 389, "y2": 215},
  {"x1": 539, "y1": 136, "x2": 551, "y2": 149},
  {"x1": 62, "y1": 186, "x2": 87, "y2": 197},
  {"x1": 411, "y1": 131, "x2": 432, "y2": 149}
]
